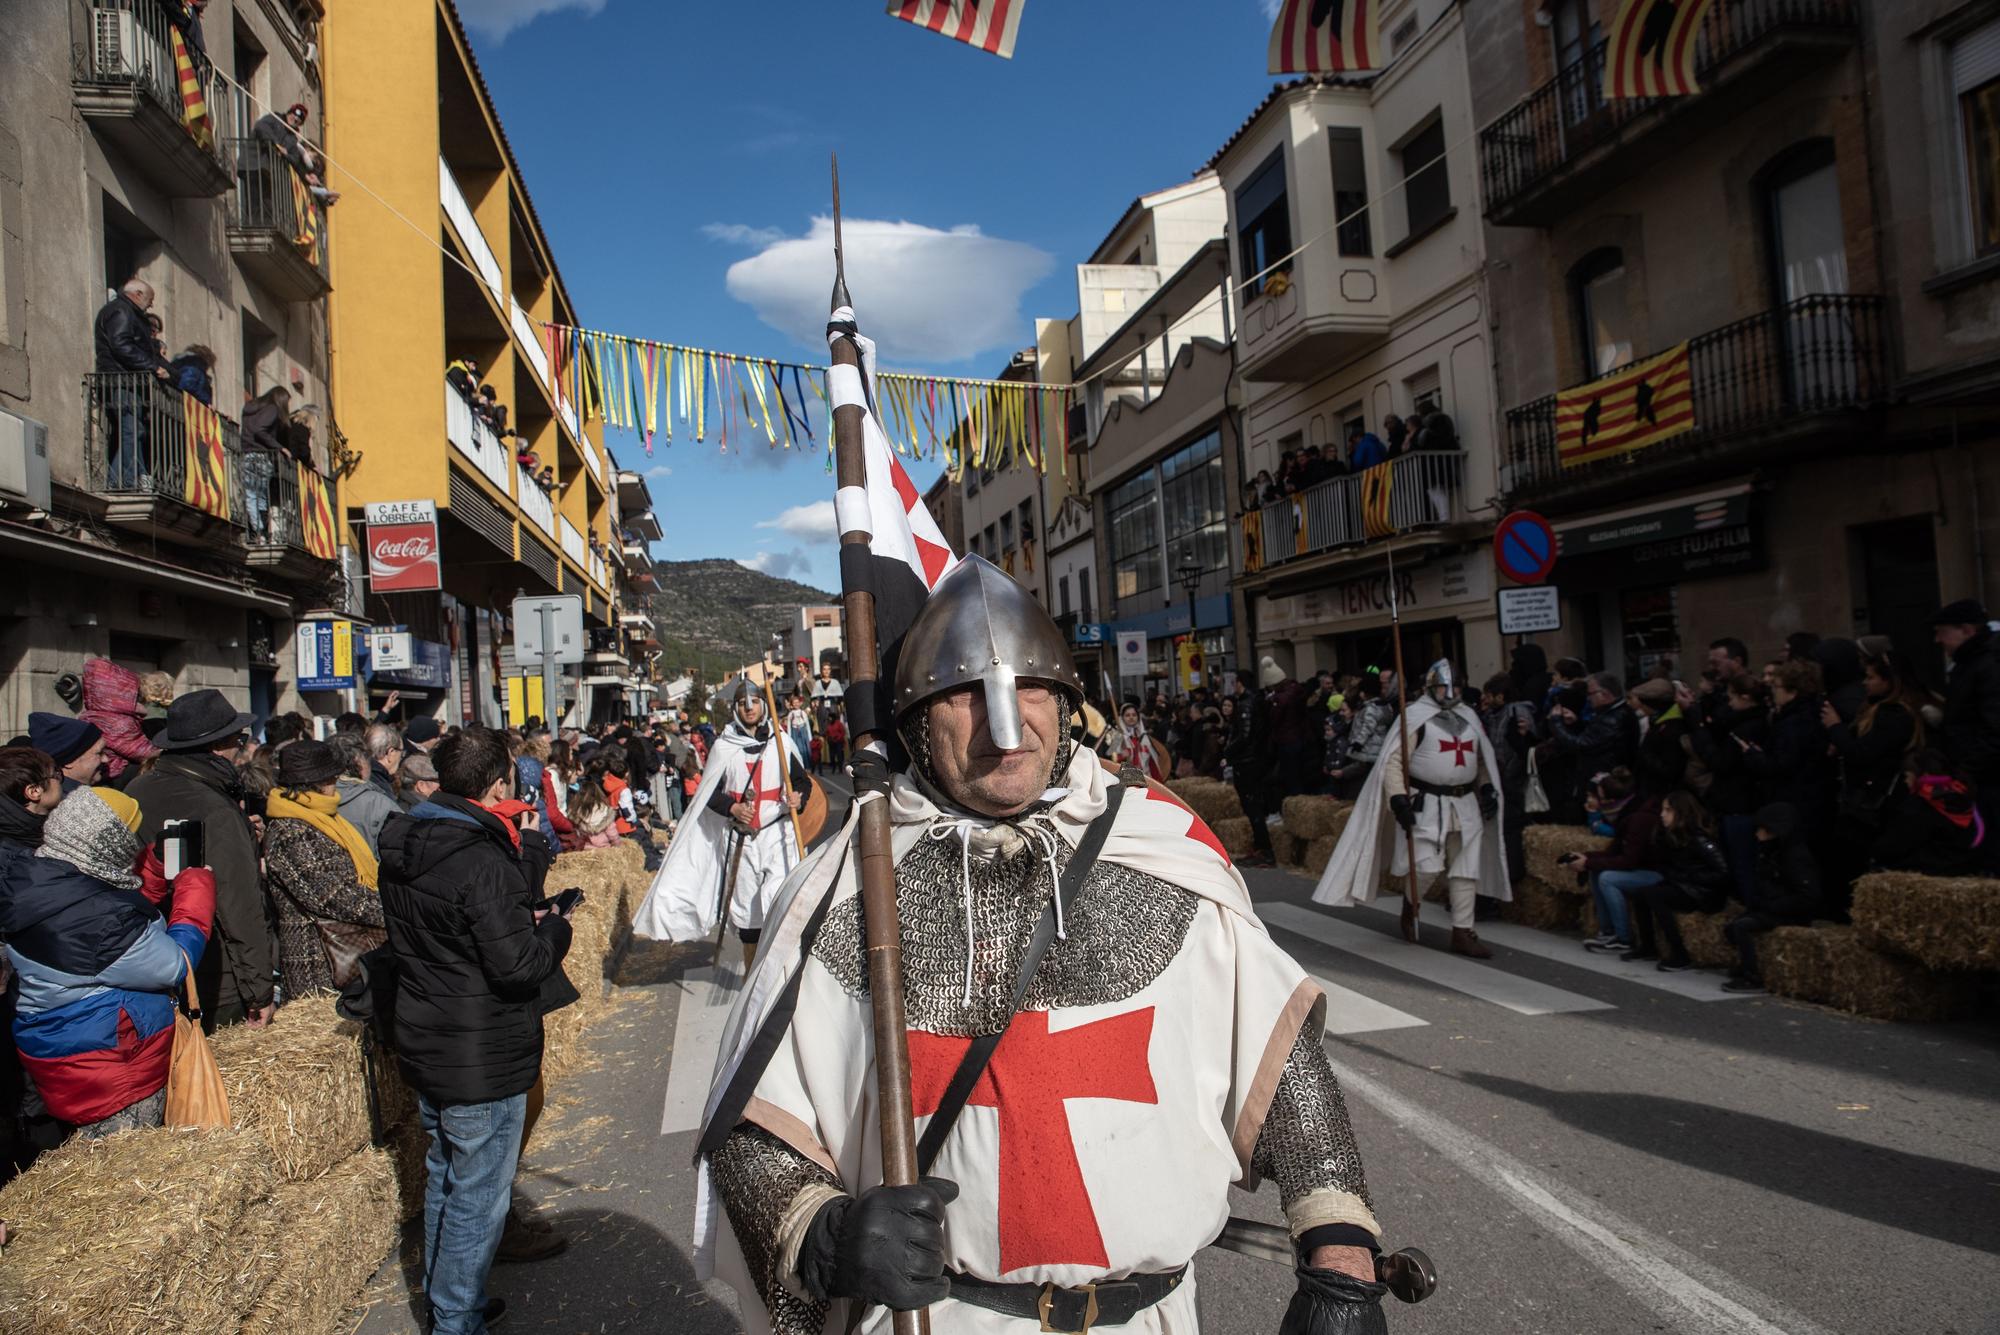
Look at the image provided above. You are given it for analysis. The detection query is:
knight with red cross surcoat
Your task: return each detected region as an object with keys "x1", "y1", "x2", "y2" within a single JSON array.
[
  {"x1": 690, "y1": 556, "x2": 1395, "y2": 1335},
  {"x1": 1313, "y1": 660, "x2": 1509, "y2": 958}
]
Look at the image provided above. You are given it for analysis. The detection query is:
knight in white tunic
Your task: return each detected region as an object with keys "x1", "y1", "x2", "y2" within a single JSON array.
[
  {"x1": 694, "y1": 557, "x2": 1394, "y2": 1335},
  {"x1": 1312, "y1": 660, "x2": 1508, "y2": 958}
]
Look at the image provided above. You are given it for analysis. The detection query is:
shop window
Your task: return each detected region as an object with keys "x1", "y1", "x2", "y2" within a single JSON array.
[
  {"x1": 1571, "y1": 248, "x2": 1634, "y2": 376},
  {"x1": 1108, "y1": 469, "x2": 1161, "y2": 599},
  {"x1": 1329, "y1": 128, "x2": 1371, "y2": 257},
  {"x1": 1161, "y1": 429, "x2": 1227, "y2": 579},
  {"x1": 1954, "y1": 19, "x2": 2000, "y2": 258},
  {"x1": 1078, "y1": 564, "x2": 1093, "y2": 622},
  {"x1": 1235, "y1": 149, "x2": 1292, "y2": 298},
  {"x1": 1398, "y1": 115, "x2": 1451, "y2": 240}
]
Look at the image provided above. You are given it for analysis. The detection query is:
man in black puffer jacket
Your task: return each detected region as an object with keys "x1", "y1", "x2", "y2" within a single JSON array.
[{"x1": 379, "y1": 726, "x2": 573, "y2": 1335}]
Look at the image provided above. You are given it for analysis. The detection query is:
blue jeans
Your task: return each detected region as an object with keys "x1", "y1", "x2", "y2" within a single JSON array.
[
  {"x1": 420, "y1": 1091, "x2": 527, "y2": 1334},
  {"x1": 1590, "y1": 868, "x2": 1662, "y2": 944}
]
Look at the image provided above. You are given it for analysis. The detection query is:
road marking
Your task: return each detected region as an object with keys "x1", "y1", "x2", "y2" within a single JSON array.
[
  {"x1": 1326, "y1": 1052, "x2": 1835, "y2": 1335},
  {"x1": 659, "y1": 964, "x2": 741, "y2": 1136},
  {"x1": 1259, "y1": 901, "x2": 1613, "y2": 1016},
  {"x1": 1357, "y1": 898, "x2": 1754, "y2": 1002},
  {"x1": 1309, "y1": 973, "x2": 1429, "y2": 1035}
]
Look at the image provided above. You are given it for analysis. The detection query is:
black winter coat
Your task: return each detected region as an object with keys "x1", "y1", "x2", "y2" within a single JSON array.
[
  {"x1": 1743, "y1": 697, "x2": 1830, "y2": 818},
  {"x1": 0, "y1": 794, "x2": 45, "y2": 852},
  {"x1": 378, "y1": 796, "x2": 571, "y2": 1104},
  {"x1": 1869, "y1": 783, "x2": 1982, "y2": 877},
  {"x1": 1634, "y1": 710, "x2": 1690, "y2": 798},
  {"x1": 93, "y1": 294, "x2": 165, "y2": 375},
  {"x1": 1941, "y1": 629, "x2": 2000, "y2": 783},
  {"x1": 1546, "y1": 700, "x2": 1638, "y2": 783},
  {"x1": 1652, "y1": 831, "x2": 1730, "y2": 912},
  {"x1": 1746, "y1": 805, "x2": 1821, "y2": 923},
  {"x1": 1690, "y1": 702, "x2": 1766, "y2": 816},
  {"x1": 1826, "y1": 702, "x2": 1916, "y2": 814}
]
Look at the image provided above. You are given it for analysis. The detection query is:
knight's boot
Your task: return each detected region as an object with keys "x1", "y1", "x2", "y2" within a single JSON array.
[{"x1": 1450, "y1": 927, "x2": 1492, "y2": 959}]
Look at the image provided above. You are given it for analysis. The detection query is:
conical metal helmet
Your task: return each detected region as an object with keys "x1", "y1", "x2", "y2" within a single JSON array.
[
  {"x1": 893, "y1": 555, "x2": 1084, "y2": 750},
  {"x1": 1424, "y1": 658, "x2": 1456, "y2": 699}
]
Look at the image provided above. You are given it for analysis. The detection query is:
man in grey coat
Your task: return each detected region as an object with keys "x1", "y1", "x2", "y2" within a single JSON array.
[{"x1": 332, "y1": 733, "x2": 398, "y2": 856}]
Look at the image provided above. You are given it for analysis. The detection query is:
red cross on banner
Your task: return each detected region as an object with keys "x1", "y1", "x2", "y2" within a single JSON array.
[
  {"x1": 908, "y1": 1007, "x2": 1157, "y2": 1273},
  {"x1": 1439, "y1": 736, "x2": 1477, "y2": 769}
]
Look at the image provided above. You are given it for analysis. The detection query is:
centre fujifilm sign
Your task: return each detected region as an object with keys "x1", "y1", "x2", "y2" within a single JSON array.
[{"x1": 365, "y1": 500, "x2": 441, "y2": 593}]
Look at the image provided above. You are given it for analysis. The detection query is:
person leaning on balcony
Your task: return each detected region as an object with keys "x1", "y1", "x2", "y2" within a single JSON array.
[
  {"x1": 1383, "y1": 414, "x2": 1408, "y2": 455},
  {"x1": 239, "y1": 386, "x2": 293, "y2": 541},
  {"x1": 1347, "y1": 423, "x2": 1386, "y2": 470},
  {"x1": 447, "y1": 358, "x2": 479, "y2": 401},
  {"x1": 252, "y1": 102, "x2": 314, "y2": 176},
  {"x1": 168, "y1": 345, "x2": 216, "y2": 406},
  {"x1": 93, "y1": 280, "x2": 170, "y2": 486}
]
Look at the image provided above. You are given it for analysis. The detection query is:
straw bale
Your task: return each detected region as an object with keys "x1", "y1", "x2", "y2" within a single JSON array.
[
  {"x1": 1214, "y1": 816, "x2": 1253, "y2": 860},
  {"x1": 1674, "y1": 907, "x2": 1740, "y2": 970},
  {"x1": 231, "y1": 1148, "x2": 399, "y2": 1335},
  {"x1": 1851, "y1": 872, "x2": 2000, "y2": 972},
  {"x1": 1499, "y1": 876, "x2": 1585, "y2": 933},
  {"x1": 1167, "y1": 779, "x2": 1242, "y2": 825},
  {"x1": 1271, "y1": 825, "x2": 1300, "y2": 866},
  {"x1": 1521, "y1": 825, "x2": 1601, "y2": 893},
  {"x1": 1302, "y1": 836, "x2": 1336, "y2": 878},
  {"x1": 0, "y1": 1127, "x2": 272, "y2": 1334},
  {"x1": 1281, "y1": 796, "x2": 1348, "y2": 842},
  {"x1": 1760, "y1": 924, "x2": 1974, "y2": 1022},
  {"x1": 210, "y1": 991, "x2": 373, "y2": 1182}
]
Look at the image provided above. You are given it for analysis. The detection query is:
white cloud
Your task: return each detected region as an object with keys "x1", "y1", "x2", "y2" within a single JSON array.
[
  {"x1": 720, "y1": 216, "x2": 1053, "y2": 363},
  {"x1": 756, "y1": 500, "x2": 837, "y2": 542},
  {"x1": 458, "y1": 0, "x2": 607, "y2": 41},
  {"x1": 645, "y1": 464, "x2": 673, "y2": 478},
  {"x1": 1257, "y1": 0, "x2": 1284, "y2": 19},
  {"x1": 738, "y1": 549, "x2": 812, "y2": 579},
  {"x1": 703, "y1": 222, "x2": 788, "y2": 248}
]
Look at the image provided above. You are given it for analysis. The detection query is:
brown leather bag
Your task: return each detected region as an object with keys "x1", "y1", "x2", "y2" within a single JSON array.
[
  {"x1": 164, "y1": 953, "x2": 232, "y2": 1130},
  {"x1": 316, "y1": 919, "x2": 389, "y2": 991}
]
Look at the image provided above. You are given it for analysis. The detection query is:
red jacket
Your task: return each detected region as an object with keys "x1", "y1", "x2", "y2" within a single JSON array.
[{"x1": 80, "y1": 658, "x2": 158, "y2": 781}]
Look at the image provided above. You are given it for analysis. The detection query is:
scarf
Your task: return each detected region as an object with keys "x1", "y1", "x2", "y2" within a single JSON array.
[
  {"x1": 484, "y1": 798, "x2": 535, "y2": 851},
  {"x1": 268, "y1": 788, "x2": 379, "y2": 889},
  {"x1": 37, "y1": 789, "x2": 142, "y2": 890},
  {"x1": 1913, "y1": 774, "x2": 1984, "y2": 845}
]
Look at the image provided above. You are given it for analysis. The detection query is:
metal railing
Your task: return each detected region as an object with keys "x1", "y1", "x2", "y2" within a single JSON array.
[
  {"x1": 1479, "y1": 0, "x2": 1857, "y2": 215},
  {"x1": 71, "y1": 0, "x2": 227, "y2": 163},
  {"x1": 84, "y1": 371, "x2": 242, "y2": 523},
  {"x1": 1502, "y1": 293, "x2": 1886, "y2": 496},
  {"x1": 251, "y1": 452, "x2": 329, "y2": 554},
  {"x1": 227, "y1": 136, "x2": 328, "y2": 277},
  {"x1": 439, "y1": 156, "x2": 503, "y2": 300},
  {"x1": 445, "y1": 380, "x2": 512, "y2": 491},
  {"x1": 517, "y1": 462, "x2": 555, "y2": 536},
  {"x1": 559, "y1": 515, "x2": 588, "y2": 567},
  {"x1": 1244, "y1": 450, "x2": 1465, "y2": 573}
]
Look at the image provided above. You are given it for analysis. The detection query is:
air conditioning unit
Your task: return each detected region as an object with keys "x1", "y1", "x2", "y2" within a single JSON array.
[
  {"x1": 91, "y1": 8, "x2": 139, "y2": 78},
  {"x1": 0, "y1": 409, "x2": 52, "y2": 510}
]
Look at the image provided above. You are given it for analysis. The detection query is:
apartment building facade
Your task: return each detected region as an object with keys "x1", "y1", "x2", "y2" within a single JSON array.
[
  {"x1": 0, "y1": 0, "x2": 341, "y2": 731},
  {"x1": 1469, "y1": 0, "x2": 2000, "y2": 682},
  {"x1": 325, "y1": 0, "x2": 620, "y2": 728},
  {"x1": 1217, "y1": 0, "x2": 1505, "y2": 686}
]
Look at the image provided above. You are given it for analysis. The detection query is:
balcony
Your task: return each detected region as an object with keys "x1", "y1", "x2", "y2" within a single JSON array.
[
  {"x1": 1501, "y1": 294, "x2": 1886, "y2": 512},
  {"x1": 590, "y1": 550, "x2": 609, "y2": 589},
  {"x1": 1235, "y1": 263, "x2": 1389, "y2": 384},
  {"x1": 1480, "y1": 0, "x2": 1857, "y2": 227},
  {"x1": 244, "y1": 455, "x2": 340, "y2": 583},
  {"x1": 83, "y1": 372, "x2": 243, "y2": 545},
  {"x1": 559, "y1": 514, "x2": 588, "y2": 568},
  {"x1": 439, "y1": 157, "x2": 502, "y2": 303},
  {"x1": 445, "y1": 381, "x2": 511, "y2": 491},
  {"x1": 516, "y1": 463, "x2": 555, "y2": 538},
  {"x1": 71, "y1": 0, "x2": 231, "y2": 197},
  {"x1": 227, "y1": 138, "x2": 330, "y2": 302},
  {"x1": 1241, "y1": 450, "x2": 1467, "y2": 576}
]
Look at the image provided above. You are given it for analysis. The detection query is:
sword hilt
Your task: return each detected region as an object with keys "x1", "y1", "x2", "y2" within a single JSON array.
[{"x1": 1376, "y1": 1247, "x2": 1437, "y2": 1305}]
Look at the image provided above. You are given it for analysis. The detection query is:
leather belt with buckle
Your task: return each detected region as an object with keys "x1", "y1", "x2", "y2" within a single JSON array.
[{"x1": 945, "y1": 1266, "x2": 1187, "y2": 1333}]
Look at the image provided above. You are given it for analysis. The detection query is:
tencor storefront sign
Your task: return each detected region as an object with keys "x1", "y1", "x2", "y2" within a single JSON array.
[
  {"x1": 1259, "y1": 554, "x2": 1492, "y2": 633},
  {"x1": 365, "y1": 500, "x2": 441, "y2": 593}
]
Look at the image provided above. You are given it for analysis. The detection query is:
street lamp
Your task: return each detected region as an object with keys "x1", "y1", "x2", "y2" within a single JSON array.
[{"x1": 1175, "y1": 557, "x2": 1202, "y2": 691}]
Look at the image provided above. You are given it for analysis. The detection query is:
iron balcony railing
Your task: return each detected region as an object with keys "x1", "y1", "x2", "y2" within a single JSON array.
[
  {"x1": 252, "y1": 452, "x2": 337, "y2": 556},
  {"x1": 84, "y1": 371, "x2": 244, "y2": 523},
  {"x1": 1479, "y1": 0, "x2": 1856, "y2": 216},
  {"x1": 1502, "y1": 293, "x2": 1886, "y2": 497},
  {"x1": 72, "y1": 0, "x2": 228, "y2": 165},
  {"x1": 1244, "y1": 450, "x2": 1466, "y2": 574},
  {"x1": 227, "y1": 136, "x2": 329, "y2": 278}
]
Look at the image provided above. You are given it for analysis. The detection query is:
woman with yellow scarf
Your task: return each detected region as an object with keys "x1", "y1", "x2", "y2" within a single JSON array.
[{"x1": 263, "y1": 739, "x2": 386, "y2": 996}]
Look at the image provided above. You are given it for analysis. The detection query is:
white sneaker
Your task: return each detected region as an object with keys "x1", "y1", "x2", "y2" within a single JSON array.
[{"x1": 1582, "y1": 932, "x2": 1616, "y2": 948}]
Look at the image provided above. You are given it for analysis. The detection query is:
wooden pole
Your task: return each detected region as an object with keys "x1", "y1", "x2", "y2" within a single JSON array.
[
  {"x1": 826, "y1": 155, "x2": 929, "y2": 1335},
  {"x1": 1387, "y1": 542, "x2": 1422, "y2": 943},
  {"x1": 759, "y1": 642, "x2": 808, "y2": 859}
]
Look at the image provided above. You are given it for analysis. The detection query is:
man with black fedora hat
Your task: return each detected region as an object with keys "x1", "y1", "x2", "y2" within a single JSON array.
[{"x1": 126, "y1": 688, "x2": 272, "y2": 1031}]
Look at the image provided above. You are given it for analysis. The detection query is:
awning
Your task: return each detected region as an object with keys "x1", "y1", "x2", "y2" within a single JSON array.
[{"x1": 0, "y1": 520, "x2": 295, "y2": 613}]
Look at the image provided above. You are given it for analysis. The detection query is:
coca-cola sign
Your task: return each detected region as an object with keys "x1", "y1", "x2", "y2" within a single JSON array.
[{"x1": 366, "y1": 500, "x2": 441, "y2": 593}]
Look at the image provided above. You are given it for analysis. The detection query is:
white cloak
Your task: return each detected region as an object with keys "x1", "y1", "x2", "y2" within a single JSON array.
[
  {"x1": 1312, "y1": 697, "x2": 1511, "y2": 908},
  {"x1": 632, "y1": 723, "x2": 805, "y2": 941}
]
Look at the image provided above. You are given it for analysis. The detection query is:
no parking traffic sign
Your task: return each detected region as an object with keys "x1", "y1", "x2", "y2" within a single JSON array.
[{"x1": 1493, "y1": 510, "x2": 1558, "y2": 585}]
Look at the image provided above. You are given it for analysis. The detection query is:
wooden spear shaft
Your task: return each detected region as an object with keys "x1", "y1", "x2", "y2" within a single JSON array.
[
  {"x1": 826, "y1": 155, "x2": 929, "y2": 1335},
  {"x1": 759, "y1": 642, "x2": 808, "y2": 860},
  {"x1": 1387, "y1": 541, "x2": 1422, "y2": 934}
]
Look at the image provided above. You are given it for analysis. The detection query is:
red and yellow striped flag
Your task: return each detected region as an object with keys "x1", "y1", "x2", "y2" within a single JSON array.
[
  {"x1": 886, "y1": 0, "x2": 1024, "y2": 59},
  {"x1": 1600, "y1": 0, "x2": 1716, "y2": 99},
  {"x1": 298, "y1": 463, "x2": 337, "y2": 559},
  {"x1": 1242, "y1": 509, "x2": 1266, "y2": 574},
  {"x1": 169, "y1": 26, "x2": 214, "y2": 151},
  {"x1": 182, "y1": 395, "x2": 229, "y2": 518},
  {"x1": 1268, "y1": 0, "x2": 1382, "y2": 75},
  {"x1": 1360, "y1": 461, "x2": 1394, "y2": 540},
  {"x1": 290, "y1": 171, "x2": 322, "y2": 268},
  {"x1": 1556, "y1": 343, "x2": 1694, "y2": 468}
]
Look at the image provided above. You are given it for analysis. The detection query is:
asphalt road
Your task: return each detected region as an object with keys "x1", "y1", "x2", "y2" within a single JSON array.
[{"x1": 358, "y1": 786, "x2": 2000, "y2": 1335}]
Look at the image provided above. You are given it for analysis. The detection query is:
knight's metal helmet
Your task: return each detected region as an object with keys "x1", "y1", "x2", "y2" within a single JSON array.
[
  {"x1": 893, "y1": 555, "x2": 1084, "y2": 749},
  {"x1": 1424, "y1": 659, "x2": 1457, "y2": 702}
]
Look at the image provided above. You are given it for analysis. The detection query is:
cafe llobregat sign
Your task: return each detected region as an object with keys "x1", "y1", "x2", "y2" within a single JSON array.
[{"x1": 365, "y1": 500, "x2": 441, "y2": 593}]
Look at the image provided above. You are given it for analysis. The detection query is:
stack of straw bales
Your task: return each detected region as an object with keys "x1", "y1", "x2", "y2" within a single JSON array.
[
  {"x1": 1165, "y1": 778, "x2": 1243, "y2": 826},
  {"x1": 1522, "y1": 825, "x2": 1605, "y2": 888},
  {"x1": 1850, "y1": 872, "x2": 2000, "y2": 973},
  {"x1": 1213, "y1": 816, "x2": 1253, "y2": 860},
  {"x1": 1759, "y1": 924, "x2": 1973, "y2": 1021}
]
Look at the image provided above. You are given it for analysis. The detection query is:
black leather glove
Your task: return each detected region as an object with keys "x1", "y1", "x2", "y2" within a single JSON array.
[
  {"x1": 1388, "y1": 794, "x2": 1415, "y2": 833},
  {"x1": 795, "y1": 1177, "x2": 959, "y2": 1310},
  {"x1": 1279, "y1": 1264, "x2": 1390, "y2": 1335},
  {"x1": 1478, "y1": 784, "x2": 1498, "y2": 820}
]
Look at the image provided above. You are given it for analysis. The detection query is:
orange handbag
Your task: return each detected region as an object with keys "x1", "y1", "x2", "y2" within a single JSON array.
[{"x1": 163, "y1": 952, "x2": 232, "y2": 1130}]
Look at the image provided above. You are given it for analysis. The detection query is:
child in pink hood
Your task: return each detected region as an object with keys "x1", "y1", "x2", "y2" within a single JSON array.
[{"x1": 79, "y1": 659, "x2": 169, "y2": 782}]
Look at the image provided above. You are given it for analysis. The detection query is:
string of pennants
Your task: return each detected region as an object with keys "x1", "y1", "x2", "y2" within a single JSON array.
[{"x1": 541, "y1": 323, "x2": 1077, "y2": 481}]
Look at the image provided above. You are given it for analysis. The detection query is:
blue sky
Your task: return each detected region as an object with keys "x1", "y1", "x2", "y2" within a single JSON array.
[{"x1": 461, "y1": 0, "x2": 1288, "y2": 589}]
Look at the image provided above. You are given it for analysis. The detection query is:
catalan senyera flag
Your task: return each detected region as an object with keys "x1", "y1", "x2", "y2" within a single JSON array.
[
  {"x1": 1360, "y1": 461, "x2": 1394, "y2": 540},
  {"x1": 1268, "y1": 0, "x2": 1382, "y2": 75},
  {"x1": 298, "y1": 463, "x2": 337, "y2": 559},
  {"x1": 182, "y1": 394, "x2": 229, "y2": 518},
  {"x1": 290, "y1": 171, "x2": 322, "y2": 268},
  {"x1": 1557, "y1": 343, "x2": 1694, "y2": 468},
  {"x1": 1601, "y1": 0, "x2": 1717, "y2": 99},
  {"x1": 886, "y1": 0, "x2": 1024, "y2": 59},
  {"x1": 1241, "y1": 508, "x2": 1266, "y2": 574},
  {"x1": 169, "y1": 26, "x2": 214, "y2": 151}
]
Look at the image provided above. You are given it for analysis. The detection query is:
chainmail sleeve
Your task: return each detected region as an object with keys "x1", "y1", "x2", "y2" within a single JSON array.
[
  {"x1": 708, "y1": 1124, "x2": 842, "y2": 1335},
  {"x1": 1250, "y1": 1024, "x2": 1382, "y2": 1240}
]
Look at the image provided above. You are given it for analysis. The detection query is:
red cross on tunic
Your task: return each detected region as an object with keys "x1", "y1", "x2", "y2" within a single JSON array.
[
  {"x1": 907, "y1": 1007, "x2": 1157, "y2": 1274},
  {"x1": 730, "y1": 747, "x2": 785, "y2": 830},
  {"x1": 1438, "y1": 736, "x2": 1477, "y2": 769}
]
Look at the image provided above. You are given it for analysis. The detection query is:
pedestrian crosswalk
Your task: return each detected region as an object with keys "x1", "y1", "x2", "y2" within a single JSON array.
[{"x1": 658, "y1": 963, "x2": 742, "y2": 1136}]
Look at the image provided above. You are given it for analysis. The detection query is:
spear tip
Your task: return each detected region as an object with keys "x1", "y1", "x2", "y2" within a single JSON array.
[{"x1": 830, "y1": 153, "x2": 852, "y2": 314}]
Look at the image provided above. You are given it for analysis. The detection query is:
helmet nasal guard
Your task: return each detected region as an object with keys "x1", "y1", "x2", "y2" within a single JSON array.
[{"x1": 893, "y1": 555, "x2": 1083, "y2": 749}]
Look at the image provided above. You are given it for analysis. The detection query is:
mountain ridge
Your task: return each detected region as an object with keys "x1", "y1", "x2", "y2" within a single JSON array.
[{"x1": 645, "y1": 557, "x2": 835, "y2": 674}]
